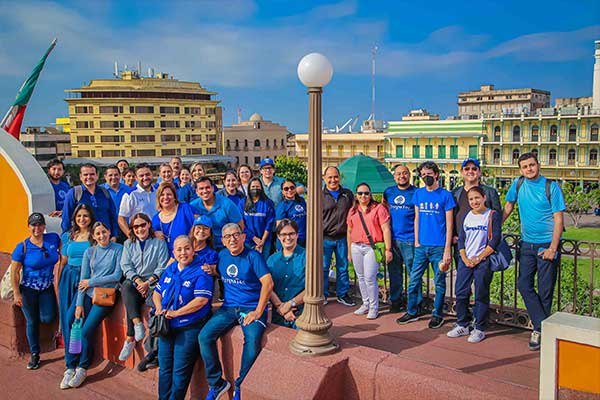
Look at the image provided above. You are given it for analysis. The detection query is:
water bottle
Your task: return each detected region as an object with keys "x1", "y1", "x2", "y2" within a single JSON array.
[{"x1": 69, "y1": 319, "x2": 82, "y2": 354}]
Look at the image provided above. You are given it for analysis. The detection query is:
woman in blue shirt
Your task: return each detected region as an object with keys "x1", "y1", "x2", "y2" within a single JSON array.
[
  {"x1": 275, "y1": 179, "x2": 307, "y2": 248},
  {"x1": 10, "y1": 213, "x2": 61, "y2": 370},
  {"x1": 177, "y1": 167, "x2": 197, "y2": 204},
  {"x1": 153, "y1": 235, "x2": 214, "y2": 400},
  {"x1": 61, "y1": 221, "x2": 123, "y2": 389},
  {"x1": 152, "y1": 182, "x2": 198, "y2": 257},
  {"x1": 243, "y1": 177, "x2": 275, "y2": 260},
  {"x1": 216, "y1": 170, "x2": 245, "y2": 214}
]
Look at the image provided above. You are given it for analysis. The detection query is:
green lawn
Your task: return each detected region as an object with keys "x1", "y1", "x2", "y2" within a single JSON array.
[{"x1": 563, "y1": 227, "x2": 600, "y2": 242}]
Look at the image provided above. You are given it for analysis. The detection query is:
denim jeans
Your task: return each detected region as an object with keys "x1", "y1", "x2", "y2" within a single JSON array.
[
  {"x1": 350, "y1": 243, "x2": 379, "y2": 312},
  {"x1": 199, "y1": 306, "x2": 267, "y2": 389},
  {"x1": 20, "y1": 285, "x2": 57, "y2": 354},
  {"x1": 64, "y1": 294, "x2": 113, "y2": 369},
  {"x1": 58, "y1": 264, "x2": 80, "y2": 347},
  {"x1": 455, "y1": 258, "x2": 493, "y2": 330},
  {"x1": 388, "y1": 240, "x2": 417, "y2": 304},
  {"x1": 158, "y1": 319, "x2": 205, "y2": 400},
  {"x1": 517, "y1": 241, "x2": 559, "y2": 332},
  {"x1": 407, "y1": 245, "x2": 446, "y2": 318},
  {"x1": 323, "y1": 238, "x2": 350, "y2": 297}
]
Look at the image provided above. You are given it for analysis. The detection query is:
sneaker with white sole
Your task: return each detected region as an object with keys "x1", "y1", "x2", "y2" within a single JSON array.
[
  {"x1": 205, "y1": 380, "x2": 231, "y2": 400},
  {"x1": 354, "y1": 304, "x2": 369, "y2": 315},
  {"x1": 119, "y1": 340, "x2": 136, "y2": 361},
  {"x1": 68, "y1": 367, "x2": 87, "y2": 388},
  {"x1": 60, "y1": 369, "x2": 75, "y2": 389},
  {"x1": 528, "y1": 330, "x2": 541, "y2": 351},
  {"x1": 446, "y1": 325, "x2": 470, "y2": 338},
  {"x1": 467, "y1": 328, "x2": 485, "y2": 343},
  {"x1": 366, "y1": 309, "x2": 378, "y2": 320},
  {"x1": 134, "y1": 322, "x2": 145, "y2": 342}
]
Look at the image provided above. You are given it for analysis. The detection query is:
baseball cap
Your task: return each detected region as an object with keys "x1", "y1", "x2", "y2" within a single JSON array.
[
  {"x1": 259, "y1": 158, "x2": 275, "y2": 168},
  {"x1": 193, "y1": 215, "x2": 213, "y2": 229},
  {"x1": 461, "y1": 158, "x2": 480, "y2": 169},
  {"x1": 28, "y1": 212, "x2": 46, "y2": 226}
]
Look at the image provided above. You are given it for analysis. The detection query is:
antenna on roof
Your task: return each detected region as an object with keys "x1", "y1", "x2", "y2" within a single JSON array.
[
  {"x1": 237, "y1": 107, "x2": 242, "y2": 124},
  {"x1": 137, "y1": 61, "x2": 142, "y2": 75},
  {"x1": 114, "y1": 61, "x2": 118, "y2": 78},
  {"x1": 371, "y1": 45, "x2": 378, "y2": 120}
]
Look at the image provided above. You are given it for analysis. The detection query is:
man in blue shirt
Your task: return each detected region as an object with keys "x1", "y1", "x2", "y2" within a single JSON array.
[
  {"x1": 397, "y1": 161, "x2": 455, "y2": 329},
  {"x1": 503, "y1": 152, "x2": 565, "y2": 351},
  {"x1": 383, "y1": 165, "x2": 417, "y2": 313},
  {"x1": 61, "y1": 163, "x2": 118, "y2": 240},
  {"x1": 258, "y1": 158, "x2": 285, "y2": 208},
  {"x1": 101, "y1": 165, "x2": 132, "y2": 242},
  {"x1": 199, "y1": 223, "x2": 273, "y2": 400},
  {"x1": 47, "y1": 158, "x2": 70, "y2": 217}
]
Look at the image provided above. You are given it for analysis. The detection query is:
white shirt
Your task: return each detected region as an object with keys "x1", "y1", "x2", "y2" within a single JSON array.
[
  {"x1": 119, "y1": 185, "x2": 157, "y2": 220},
  {"x1": 463, "y1": 209, "x2": 491, "y2": 258}
]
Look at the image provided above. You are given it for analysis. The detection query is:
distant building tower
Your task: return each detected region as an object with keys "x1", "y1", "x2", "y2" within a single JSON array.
[{"x1": 593, "y1": 40, "x2": 600, "y2": 110}]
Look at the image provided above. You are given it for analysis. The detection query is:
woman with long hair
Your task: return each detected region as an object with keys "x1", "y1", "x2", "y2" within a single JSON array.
[
  {"x1": 216, "y1": 170, "x2": 245, "y2": 214},
  {"x1": 190, "y1": 162, "x2": 205, "y2": 183},
  {"x1": 243, "y1": 177, "x2": 275, "y2": 259},
  {"x1": 275, "y1": 179, "x2": 307, "y2": 248},
  {"x1": 118, "y1": 213, "x2": 169, "y2": 361},
  {"x1": 236, "y1": 164, "x2": 253, "y2": 196},
  {"x1": 177, "y1": 167, "x2": 197, "y2": 204},
  {"x1": 346, "y1": 182, "x2": 392, "y2": 320}
]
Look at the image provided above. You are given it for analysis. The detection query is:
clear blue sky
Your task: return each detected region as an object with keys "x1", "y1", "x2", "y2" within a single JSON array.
[{"x1": 0, "y1": 0, "x2": 599, "y2": 133}]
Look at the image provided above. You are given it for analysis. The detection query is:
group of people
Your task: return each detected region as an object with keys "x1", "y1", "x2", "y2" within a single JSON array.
[{"x1": 9, "y1": 151, "x2": 565, "y2": 399}]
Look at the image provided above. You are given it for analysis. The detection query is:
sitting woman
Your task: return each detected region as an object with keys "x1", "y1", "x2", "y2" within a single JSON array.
[
  {"x1": 267, "y1": 219, "x2": 305, "y2": 329},
  {"x1": 153, "y1": 235, "x2": 214, "y2": 400},
  {"x1": 61, "y1": 222, "x2": 123, "y2": 389},
  {"x1": 243, "y1": 177, "x2": 275, "y2": 260},
  {"x1": 10, "y1": 213, "x2": 61, "y2": 369},
  {"x1": 118, "y1": 213, "x2": 169, "y2": 361}
]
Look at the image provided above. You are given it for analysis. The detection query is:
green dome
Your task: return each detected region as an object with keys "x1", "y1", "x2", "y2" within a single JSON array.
[{"x1": 338, "y1": 154, "x2": 395, "y2": 193}]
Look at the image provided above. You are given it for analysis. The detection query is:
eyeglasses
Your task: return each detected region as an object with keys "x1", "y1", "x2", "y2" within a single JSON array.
[
  {"x1": 223, "y1": 232, "x2": 242, "y2": 241},
  {"x1": 463, "y1": 167, "x2": 479, "y2": 171},
  {"x1": 279, "y1": 232, "x2": 297, "y2": 238},
  {"x1": 282, "y1": 186, "x2": 296, "y2": 192},
  {"x1": 356, "y1": 191, "x2": 370, "y2": 196},
  {"x1": 132, "y1": 222, "x2": 148, "y2": 230}
]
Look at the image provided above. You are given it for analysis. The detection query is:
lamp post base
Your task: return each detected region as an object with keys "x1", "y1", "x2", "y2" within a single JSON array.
[{"x1": 289, "y1": 330, "x2": 339, "y2": 356}]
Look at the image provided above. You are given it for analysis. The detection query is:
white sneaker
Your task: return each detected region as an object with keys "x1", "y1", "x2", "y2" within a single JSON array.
[
  {"x1": 68, "y1": 367, "x2": 87, "y2": 388},
  {"x1": 119, "y1": 340, "x2": 136, "y2": 361},
  {"x1": 60, "y1": 369, "x2": 75, "y2": 389},
  {"x1": 446, "y1": 325, "x2": 470, "y2": 338},
  {"x1": 323, "y1": 298, "x2": 329, "y2": 305},
  {"x1": 134, "y1": 322, "x2": 146, "y2": 342},
  {"x1": 366, "y1": 309, "x2": 379, "y2": 320},
  {"x1": 354, "y1": 304, "x2": 369, "y2": 315},
  {"x1": 468, "y1": 329, "x2": 486, "y2": 343}
]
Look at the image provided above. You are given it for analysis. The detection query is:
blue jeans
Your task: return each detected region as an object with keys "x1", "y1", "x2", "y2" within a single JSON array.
[
  {"x1": 407, "y1": 246, "x2": 446, "y2": 318},
  {"x1": 64, "y1": 295, "x2": 113, "y2": 369},
  {"x1": 58, "y1": 264, "x2": 80, "y2": 346},
  {"x1": 323, "y1": 239, "x2": 350, "y2": 297},
  {"x1": 518, "y1": 241, "x2": 559, "y2": 332},
  {"x1": 199, "y1": 306, "x2": 267, "y2": 389},
  {"x1": 388, "y1": 240, "x2": 417, "y2": 304},
  {"x1": 455, "y1": 259, "x2": 493, "y2": 330},
  {"x1": 20, "y1": 285, "x2": 57, "y2": 354},
  {"x1": 158, "y1": 319, "x2": 206, "y2": 400}
]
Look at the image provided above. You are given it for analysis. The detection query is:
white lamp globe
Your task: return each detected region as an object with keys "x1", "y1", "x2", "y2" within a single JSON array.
[{"x1": 297, "y1": 53, "x2": 333, "y2": 88}]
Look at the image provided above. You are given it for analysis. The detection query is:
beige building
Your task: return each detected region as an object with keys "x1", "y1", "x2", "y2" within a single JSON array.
[
  {"x1": 458, "y1": 84, "x2": 550, "y2": 119},
  {"x1": 554, "y1": 96, "x2": 593, "y2": 109},
  {"x1": 20, "y1": 126, "x2": 71, "y2": 166},
  {"x1": 65, "y1": 71, "x2": 221, "y2": 160},
  {"x1": 224, "y1": 113, "x2": 288, "y2": 168}
]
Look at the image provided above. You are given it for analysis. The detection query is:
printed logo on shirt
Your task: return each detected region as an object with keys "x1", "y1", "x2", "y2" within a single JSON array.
[
  {"x1": 394, "y1": 195, "x2": 405, "y2": 205},
  {"x1": 226, "y1": 264, "x2": 239, "y2": 278},
  {"x1": 164, "y1": 277, "x2": 172, "y2": 284},
  {"x1": 419, "y1": 202, "x2": 441, "y2": 213},
  {"x1": 294, "y1": 204, "x2": 305, "y2": 212},
  {"x1": 58, "y1": 190, "x2": 67, "y2": 200},
  {"x1": 183, "y1": 280, "x2": 191, "y2": 288},
  {"x1": 465, "y1": 225, "x2": 487, "y2": 232}
]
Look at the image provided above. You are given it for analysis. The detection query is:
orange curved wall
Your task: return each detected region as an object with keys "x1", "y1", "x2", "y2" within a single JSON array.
[
  {"x1": 558, "y1": 339, "x2": 600, "y2": 395},
  {"x1": 0, "y1": 155, "x2": 29, "y2": 253}
]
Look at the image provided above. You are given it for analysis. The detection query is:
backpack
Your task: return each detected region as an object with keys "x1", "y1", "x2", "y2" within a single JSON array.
[
  {"x1": 74, "y1": 185, "x2": 111, "y2": 203},
  {"x1": 515, "y1": 176, "x2": 551, "y2": 205}
]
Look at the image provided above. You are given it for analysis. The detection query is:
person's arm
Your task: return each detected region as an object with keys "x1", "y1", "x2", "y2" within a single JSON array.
[
  {"x1": 118, "y1": 216, "x2": 131, "y2": 238},
  {"x1": 152, "y1": 290, "x2": 164, "y2": 314},
  {"x1": 243, "y1": 273, "x2": 274, "y2": 325},
  {"x1": 61, "y1": 191, "x2": 74, "y2": 233},
  {"x1": 10, "y1": 261, "x2": 23, "y2": 307},
  {"x1": 89, "y1": 247, "x2": 123, "y2": 287},
  {"x1": 107, "y1": 194, "x2": 118, "y2": 240},
  {"x1": 414, "y1": 206, "x2": 420, "y2": 247},
  {"x1": 151, "y1": 239, "x2": 170, "y2": 282},
  {"x1": 76, "y1": 248, "x2": 92, "y2": 308},
  {"x1": 166, "y1": 297, "x2": 209, "y2": 319},
  {"x1": 443, "y1": 209, "x2": 453, "y2": 265},
  {"x1": 347, "y1": 223, "x2": 353, "y2": 264},
  {"x1": 277, "y1": 290, "x2": 305, "y2": 316},
  {"x1": 541, "y1": 211, "x2": 563, "y2": 260},
  {"x1": 120, "y1": 242, "x2": 137, "y2": 281},
  {"x1": 382, "y1": 221, "x2": 393, "y2": 263},
  {"x1": 502, "y1": 202, "x2": 514, "y2": 224}
]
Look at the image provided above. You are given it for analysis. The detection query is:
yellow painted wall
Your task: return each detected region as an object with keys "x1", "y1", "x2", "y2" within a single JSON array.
[
  {"x1": 0, "y1": 155, "x2": 29, "y2": 253},
  {"x1": 558, "y1": 339, "x2": 600, "y2": 394}
]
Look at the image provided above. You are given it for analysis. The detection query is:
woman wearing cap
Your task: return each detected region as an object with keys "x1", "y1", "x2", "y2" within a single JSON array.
[
  {"x1": 216, "y1": 170, "x2": 246, "y2": 214},
  {"x1": 118, "y1": 213, "x2": 170, "y2": 362},
  {"x1": 275, "y1": 179, "x2": 307, "y2": 248},
  {"x1": 153, "y1": 235, "x2": 214, "y2": 400},
  {"x1": 9, "y1": 213, "x2": 61, "y2": 369},
  {"x1": 243, "y1": 177, "x2": 276, "y2": 260}
]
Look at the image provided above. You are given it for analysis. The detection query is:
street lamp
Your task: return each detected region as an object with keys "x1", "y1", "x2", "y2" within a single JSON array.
[{"x1": 290, "y1": 53, "x2": 338, "y2": 356}]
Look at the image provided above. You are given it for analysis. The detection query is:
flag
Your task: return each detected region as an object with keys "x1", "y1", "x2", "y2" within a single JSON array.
[{"x1": 1, "y1": 38, "x2": 57, "y2": 140}]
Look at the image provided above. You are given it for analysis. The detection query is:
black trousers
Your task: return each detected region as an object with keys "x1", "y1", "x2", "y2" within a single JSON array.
[{"x1": 121, "y1": 279, "x2": 146, "y2": 337}]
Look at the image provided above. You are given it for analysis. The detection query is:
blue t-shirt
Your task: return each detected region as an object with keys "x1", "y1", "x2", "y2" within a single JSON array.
[
  {"x1": 61, "y1": 232, "x2": 91, "y2": 267},
  {"x1": 261, "y1": 176, "x2": 285, "y2": 208},
  {"x1": 102, "y1": 183, "x2": 133, "y2": 214},
  {"x1": 177, "y1": 183, "x2": 197, "y2": 204},
  {"x1": 190, "y1": 195, "x2": 243, "y2": 250},
  {"x1": 218, "y1": 248, "x2": 270, "y2": 309},
  {"x1": 414, "y1": 187, "x2": 456, "y2": 247},
  {"x1": 12, "y1": 233, "x2": 61, "y2": 290},
  {"x1": 52, "y1": 180, "x2": 71, "y2": 212},
  {"x1": 506, "y1": 176, "x2": 566, "y2": 243},
  {"x1": 151, "y1": 203, "x2": 198, "y2": 256},
  {"x1": 194, "y1": 245, "x2": 219, "y2": 266},
  {"x1": 243, "y1": 198, "x2": 276, "y2": 247},
  {"x1": 328, "y1": 189, "x2": 340, "y2": 201},
  {"x1": 216, "y1": 189, "x2": 246, "y2": 215},
  {"x1": 266, "y1": 246, "x2": 306, "y2": 303},
  {"x1": 275, "y1": 198, "x2": 307, "y2": 242},
  {"x1": 384, "y1": 185, "x2": 416, "y2": 242},
  {"x1": 156, "y1": 257, "x2": 213, "y2": 328}
]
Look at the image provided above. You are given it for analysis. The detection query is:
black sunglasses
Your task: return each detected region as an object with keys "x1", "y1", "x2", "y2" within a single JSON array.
[
  {"x1": 356, "y1": 191, "x2": 371, "y2": 196},
  {"x1": 41, "y1": 247, "x2": 49, "y2": 258}
]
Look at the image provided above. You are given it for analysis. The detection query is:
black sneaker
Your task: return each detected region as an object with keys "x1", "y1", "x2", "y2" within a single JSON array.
[
  {"x1": 389, "y1": 302, "x2": 405, "y2": 313},
  {"x1": 27, "y1": 353, "x2": 40, "y2": 370},
  {"x1": 337, "y1": 295, "x2": 356, "y2": 307},
  {"x1": 528, "y1": 331, "x2": 541, "y2": 351},
  {"x1": 396, "y1": 312, "x2": 418, "y2": 325},
  {"x1": 137, "y1": 353, "x2": 158, "y2": 372},
  {"x1": 428, "y1": 316, "x2": 445, "y2": 329}
]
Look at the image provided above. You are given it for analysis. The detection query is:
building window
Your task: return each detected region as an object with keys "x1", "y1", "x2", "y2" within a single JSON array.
[
  {"x1": 363, "y1": 144, "x2": 370, "y2": 155},
  {"x1": 159, "y1": 106, "x2": 180, "y2": 114},
  {"x1": 377, "y1": 145, "x2": 383, "y2": 158},
  {"x1": 266, "y1": 139, "x2": 270, "y2": 148},
  {"x1": 186, "y1": 148, "x2": 203, "y2": 155},
  {"x1": 207, "y1": 148, "x2": 216, "y2": 155},
  {"x1": 99, "y1": 121, "x2": 124, "y2": 129},
  {"x1": 131, "y1": 149, "x2": 155, "y2": 157},
  {"x1": 591, "y1": 124, "x2": 599, "y2": 141},
  {"x1": 131, "y1": 135, "x2": 155, "y2": 143},
  {"x1": 532, "y1": 149, "x2": 539, "y2": 159},
  {"x1": 281, "y1": 139, "x2": 284, "y2": 146},
  {"x1": 76, "y1": 136, "x2": 94, "y2": 143},
  {"x1": 412, "y1": 145, "x2": 420, "y2": 158},
  {"x1": 161, "y1": 135, "x2": 181, "y2": 142},
  {"x1": 99, "y1": 106, "x2": 123, "y2": 114},
  {"x1": 185, "y1": 134, "x2": 203, "y2": 141},
  {"x1": 567, "y1": 148, "x2": 576, "y2": 165},
  {"x1": 338, "y1": 145, "x2": 344, "y2": 157},
  {"x1": 206, "y1": 121, "x2": 216, "y2": 129},
  {"x1": 244, "y1": 139, "x2": 248, "y2": 148},
  {"x1": 326, "y1": 145, "x2": 332, "y2": 156},
  {"x1": 254, "y1": 156, "x2": 261, "y2": 164},
  {"x1": 494, "y1": 126, "x2": 501, "y2": 141},
  {"x1": 590, "y1": 149, "x2": 598, "y2": 166},
  {"x1": 395, "y1": 145, "x2": 403, "y2": 158},
  {"x1": 129, "y1": 106, "x2": 154, "y2": 114},
  {"x1": 75, "y1": 121, "x2": 93, "y2": 129},
  {"x1": 78, "y1": 150, "x2": 91, "y2": 157},
  {"x1": 130, "y1": 120, "x2": 155, "y2": 128},
  {"x1": 185, "y1": 121, "x2": 202, "y2": 128},
  {"x1": 184, "y1": 107, "x2": 201, "y2": 115},
  {"x1": 512, "y1": 126, "x2": 521, "y2": 142},
  {"x1": 226, "y1": 139, "x2": 231, "y2": 150},
  {"x1": 493, "y1": 148, "x2": 501, "y2": 164},
  {"x1": 75, "y1": 106, "x2": 93, "y2": 114},
  {"x1": 100, "y1": 135, "x2": 124, "y2": 143},
  {"x1": 468, "y1": 145, "x2": 478, "y2": 159},
  {"x1": 254, "y1": 139, "x2": 261, "y2": 147},
  {"x1": 205, "y1": 107, "x2": 216, "y2": 115},
  {"x1": 425, "y1": 145, "x2": 433, "y2": 158},
  {"x1": 244, "y1": 156, "x2": 249, "y2": 164},
  {"x1": 568, "y1": 125, "x2": 577, "y2": 141},
  {"x1": 160, "y1": 121, "x2": 180, "y2": 128},
  {"x1": 512, "y1": 149, "x2": 520, "y2": 162},
  {"x1": 531, "y1": 125, "x2": 539, "y2": 141},
  {"x1": 162, "y1": 149, "x2": 181, "y2": 156},
  {"x1": 351, "y1": 145, "x2": 357, "y2": 156},
  {"x1": 101, "y1": 150, "x2": 124, "y2": 157},
  {"x1": 300, "y1": 145, "x2": 307, "y2": 158},
  {"x1": 550, "y1": 125, "x2": 558, "y2": 141},
  {"x1": 549, "y1": 149, "x2": 557, "y2": 165},
  {"x1": 437, "y1": 145, "x2": 446, "y2": 159},
  {"x1": 450, "y1": 145, "x2": 458, "y2": 159}
]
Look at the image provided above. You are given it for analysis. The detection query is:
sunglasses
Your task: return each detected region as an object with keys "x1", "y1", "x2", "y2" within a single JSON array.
[
  {"x1": 132, "y1": 222, "x2": 148, "y2": 230},
  {"x1": 41, "y1": 247, "x2": 49, "y2": 258},
  {"x1": 223, "y1": 232, "x2": 242, "y2": 241},
  {"x1": 279, "y1": 232, "x2": 297, "y2": 238},
  {"x1": 356, "y1": 191, "x2": 371, "y2": 196},
  {"x1": 463, "y1": 167, "x2": 479, "y2": 171},
  {"x1": 282, "y1": 186, "x2": 296, "y2": 192}
]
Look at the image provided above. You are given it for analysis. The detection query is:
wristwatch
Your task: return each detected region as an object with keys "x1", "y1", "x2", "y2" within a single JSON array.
[{"x1": 290, "y1": 299, "x2": 298, "y2": 308}]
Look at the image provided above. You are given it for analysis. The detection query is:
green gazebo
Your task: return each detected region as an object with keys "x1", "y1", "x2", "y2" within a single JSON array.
[{"x1": 338, "y1": 154, "x2": 395, "y2": 193}]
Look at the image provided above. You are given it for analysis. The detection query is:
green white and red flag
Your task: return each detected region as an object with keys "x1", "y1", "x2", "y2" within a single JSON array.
[{"x1": 1, "y1": 38, "x2": 57, "y2": 140}]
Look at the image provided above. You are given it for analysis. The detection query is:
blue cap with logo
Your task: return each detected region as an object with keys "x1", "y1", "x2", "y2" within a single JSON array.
[
  {"x1": 193, "y1": 215, "x2": 213, "y2": 229},
  {"x1": 461, "y1": 158, "x2": 480, "y2": 169},
  {"x1": 259, "y1": 158, "x2": 275, "y2": 168}
]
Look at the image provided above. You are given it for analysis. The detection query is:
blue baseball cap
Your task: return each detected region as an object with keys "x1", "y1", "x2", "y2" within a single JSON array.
[
  {"x1": 193, "y1": 215, "x2": 213, "y2": 229},
  {"x1": 259, "y1": 158, "x2": 275, "y2": 168},
  {"x1": 461, "y1": 158, "x2": 480, "y2": 169}
]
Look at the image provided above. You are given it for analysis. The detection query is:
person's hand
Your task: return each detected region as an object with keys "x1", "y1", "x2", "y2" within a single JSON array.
[
  {"x1": 452, "y1": 236, "x2": 458, "y2": 245},
  {"x1": 49, "y1": 210, "x2": 62, "y2": 217},
  {"x1": 75, "y1": 306, "x2": 84, "y2": 319},
  {"x1": 385, "y1": 249, "x2": 393, "y2": 263},
  {"x1": 415, "y1": 241, "x2": 421, "y2": 248},
  {"x1": 13, "y1": 292, "x2": 23, "y2": 307},
  {"x1": 136, "y1": 280, "x2": 150, "y2": 297},
  {"x1": 165, "y1": 309, "x2": 178, "y2": 319},
  {"x1": 201, "y1": 264, "x2": 216, "y2": 275},
  {"x1": 540, "y1": 248, "x2": 557, "y2": 261},
  {"x1": 255, "y1": 244, "x2": 264, "y2": 253},
  {"x1": 443, "y1": 249, "x2": 452, "y2": 266},
  {"x1": 348, "y1": 254, "x2": 353, "y2": 264},
  {"x1": 243, "y1": 310, "x2": 260, "y2": 326},
  {"x1": 155, "y1": 308, "x2": 165, "y2": 315},
  {"x1": 283, "y1": 310, "x2": 296, "y2": 322},
  {"x1": 278, "y1": 301, "x2": 292, "y2": 316},
  {"x1": 110, "y1": 237, "x2": 117, "y2": 243},
  {"x1": 253, "y1": 236, "x2": 263, "y2": 246},
  {"x1": 154, "y1": 231, "x2": 165, "y2": 240},
  {"x1": 78, "y1": 279, "x2": 90, "y2": 291}
]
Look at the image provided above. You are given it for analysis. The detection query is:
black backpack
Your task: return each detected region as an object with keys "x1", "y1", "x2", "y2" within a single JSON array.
[{"x1": 74, "y1": 185, "x2": 111, "y2": 203}]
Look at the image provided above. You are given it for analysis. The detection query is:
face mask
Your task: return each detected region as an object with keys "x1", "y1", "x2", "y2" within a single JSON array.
[
  {"x1": 249, "y1": 189, "x2": 262, "y2": 197},
  {"x1": 423, "y1": 175, "x2": 435, "y2": 187}
]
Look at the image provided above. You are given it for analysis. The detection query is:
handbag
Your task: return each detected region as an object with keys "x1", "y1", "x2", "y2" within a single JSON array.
[
  {"x1": 149, "y1": 283, "x2": 177, "y2": 338},
  {"x1": 89, "y1": 247, "x2": 118, "y2": 306},
  {"x1": 69, "y1": 318, "x2": 83, "y2": 354},
  {"x1": 486, "y1": 210, "x2": 513, "y2": 272},
  {"x1": 357, "y1": 210, "x2": 385, "y2": 264},
  {"x1": 1, "y1": 240, "x2": 26, "y2": 301}
]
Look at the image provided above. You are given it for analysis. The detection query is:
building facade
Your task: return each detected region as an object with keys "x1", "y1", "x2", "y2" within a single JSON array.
[
  {"x1": 384, "y1": 119, "x2": 484, "y2": 189},
  {"x1": 20, "y1": 126, "x2": 71, "y2": 166},
  {"x1": 458, "y1": 84, "x2": 550, "y2": 119},
  {"x1": 65, "y1": 71, "x2": 221, "y2": 160},
  {"x1": 223, "y1": 113, "x2": 288, "y2": 168}
]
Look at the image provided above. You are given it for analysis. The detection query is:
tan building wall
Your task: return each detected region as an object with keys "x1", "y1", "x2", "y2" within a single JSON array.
[
  {"x1": 20, "y1": 126, "x2": 72, "y2": 166},
  {"x1": 458, "y1": 84, "x2": 551, "y2": 119},
  {"x1": 224, "y1": 113, "x2": 288, "y2": 168}
]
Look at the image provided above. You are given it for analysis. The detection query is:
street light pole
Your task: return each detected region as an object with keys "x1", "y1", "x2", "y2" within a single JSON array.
[{"x1": 290, "y1": 53, "x2": 338, "y2": 356}]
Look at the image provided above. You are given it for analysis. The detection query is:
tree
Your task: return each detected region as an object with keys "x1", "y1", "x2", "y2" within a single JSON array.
[
  {"x1": 562, "y1": 183, "x2": 600, "y2": 228},
  {"x1": 274, "y1": 156, "x2": 307, "y2": 186}
]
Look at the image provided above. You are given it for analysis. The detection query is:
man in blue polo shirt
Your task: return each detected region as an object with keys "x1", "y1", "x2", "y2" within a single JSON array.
[
  {"x1": 383, "y1": 165, "x2": 418, "y2": 313},
  {"x1": 503, "y1": 152, "x2": 565, "y2": 351},
  {"x1": 47, "y1": 158, "x2": 71, "y2": 217},
  {"x1": 102, "y1": 165, "x2": 132, "y2": 242},
  {"x1": 199, "y1": 223, "x2": 273, "y2": 400}
]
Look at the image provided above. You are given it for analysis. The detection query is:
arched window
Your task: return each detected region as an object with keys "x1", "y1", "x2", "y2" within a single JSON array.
[
  {"x1": 494, "y1": 126, "x2": 501, "y2": 141},
  {"x1": 567, "y1": 148, "x2": 576, "y2": 165},
  {"x1": 568, "y1": 125, "x2": 577, "y2": 141},
  {"x1": 550, "y1": 125, "x2": 558, "y2": 141},
  {"x1": 549, "y1": 149, "x2": 557, "y2": 165},
  {"x1": 226, "y1": 139, "x2": 231, "y2": 148},
  {"x1": 512, "y1": 149, "x2": 520, "y2": 162},
  {"x1": 531, "y1": 148, "x2": 539, "y2": 159},
  {"x1": 281, "y1": 138, "x2": 285, "y2": 146},
  {"x1": 512, "y1": 126, "x2": 521, "y2": 142},
  {"x1": 266, "y1": 139, "x2": 270, "y2": 147},
  {"x1": 493, "y1": 148, "x2": 501, "y2": 164},
  {"x1": 244, "y1": 139, "x2": 248, "y2": 147},
  {"x1": 590, "y1": 149, "x2": 598, "y2": 166},
  {"x1": 591, "y1": 124, "x2": 599, "y2": 141},
  {"x1": 531, "y1": 125, "x2": 539, "y2": 141},
  {"x1": 235, "y1": 139, "x2": 239, "y2": 147},
  {"x1": 254, "y1": 139, "x2": 260, "y2": 147}
]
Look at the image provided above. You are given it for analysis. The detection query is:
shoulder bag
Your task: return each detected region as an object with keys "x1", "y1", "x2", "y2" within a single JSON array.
[
  {"x1": 486, "y1": 210, "x2": 513, "y2": 272},
  {"x1": 357, "y1": 210, "x2": 385, "y2": 265},
  {"x1": 148, "y1": 284, "x2": 177, "y2": 338},
  {"x1": 90, "y1": 247, "x2": 118, "y2": 306}
]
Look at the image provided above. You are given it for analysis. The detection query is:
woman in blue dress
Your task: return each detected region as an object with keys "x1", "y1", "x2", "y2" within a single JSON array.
[
  {"x1": 243, "y1": 177, "x2": 275, "y2": 260},
  {"x1": 275, "y1": 179, "x2": 307, "y2": 248},
  {"x1": 216, "y1": 170, "x2": 245, "y2": 214}
]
